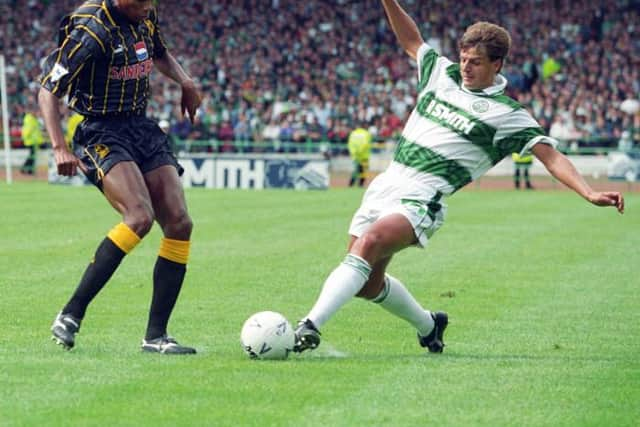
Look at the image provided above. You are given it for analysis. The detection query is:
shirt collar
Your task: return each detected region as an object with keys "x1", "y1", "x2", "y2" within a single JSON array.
[{"x1": 461, "y1": 74, "x2": 508, "y2": 96}]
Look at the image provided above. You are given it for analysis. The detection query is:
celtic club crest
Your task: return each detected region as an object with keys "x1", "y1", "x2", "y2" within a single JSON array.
[{"x1": 472, "y1": 100, "x2": 489, "y2": 113}]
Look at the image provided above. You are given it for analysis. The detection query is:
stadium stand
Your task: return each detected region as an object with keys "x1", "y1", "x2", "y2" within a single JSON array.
[{"x1": 0, "y1": 0, "x2": 638, "y2": 152}]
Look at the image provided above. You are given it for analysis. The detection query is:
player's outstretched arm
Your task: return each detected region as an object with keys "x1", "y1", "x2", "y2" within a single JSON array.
[
  {"x1": 381, "y1": 0, "x2": 424, "y2": 60},
  {"x1": 532, "y1": 143, "x2": 624, "y2": 213},
  {"x1": 154, "y1": 52, "x2": 202, "y2": 123},
  {"x1": 38, "y1": 87, "x2": 82, "y2": 176}
]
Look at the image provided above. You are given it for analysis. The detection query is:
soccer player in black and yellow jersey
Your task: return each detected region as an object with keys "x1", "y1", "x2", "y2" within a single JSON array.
[{"x1": 39, "y1": 0, "x2": 202, "y2": 354}]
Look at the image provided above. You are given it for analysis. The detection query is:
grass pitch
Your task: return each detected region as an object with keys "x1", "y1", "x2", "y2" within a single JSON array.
[{"x1": 1, "y1": 182, "x2": 638, "y2": 426}]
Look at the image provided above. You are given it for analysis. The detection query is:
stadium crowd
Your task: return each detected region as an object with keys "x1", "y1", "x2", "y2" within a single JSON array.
[{"x1": 1, "y1": 0, "x2": 638, "y2": 152}]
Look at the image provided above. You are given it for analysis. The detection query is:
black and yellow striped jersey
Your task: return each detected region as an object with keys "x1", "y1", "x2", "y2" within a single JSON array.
[{"x1": 39, "y1": 0, "x2": 168, "y2": 117}]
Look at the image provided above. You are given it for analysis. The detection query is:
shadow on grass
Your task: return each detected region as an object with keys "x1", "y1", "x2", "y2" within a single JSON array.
[
  {"x1": 287, "y1": 348, "x2": 628, "y2": 364},
  {"x1": 425, "y1": 351, "x2": 628, "y2": 364}
]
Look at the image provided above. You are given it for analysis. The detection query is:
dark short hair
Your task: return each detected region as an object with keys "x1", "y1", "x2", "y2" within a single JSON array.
[{"x1": 458, "y1": 21, "x2": 511, "y2": 62}]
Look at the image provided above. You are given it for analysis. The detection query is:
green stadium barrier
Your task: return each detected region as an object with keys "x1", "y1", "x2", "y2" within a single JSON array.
[
  {"x1": 3, "y1": 131, "x2": 638, "y2": 155},
  {"x1": 169, "y1": 136, "x2": 638, "y2": 156}
]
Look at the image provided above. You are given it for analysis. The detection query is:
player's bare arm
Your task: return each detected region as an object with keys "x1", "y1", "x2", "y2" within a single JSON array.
[
  {"x1": 532, "y1": 143, "x2": 624, "y2": 213},
  {"x1": 154, "y1": 52, "x2": 202, "y2": 123},
  {"x1": 38, "y1": 87, "x2": 81, "y2": 176},
  {"x1": 381, "y1": 0, "x2": 424, "y2": 60}
]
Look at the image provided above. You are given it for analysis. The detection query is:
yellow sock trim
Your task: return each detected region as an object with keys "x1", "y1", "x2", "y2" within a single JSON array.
[
  {"x1": 159, "y1": 238, "x2": 190, "y2": 264},
  {"x1": 106, "y1": 222, "x2": 141, "y2": 254}
]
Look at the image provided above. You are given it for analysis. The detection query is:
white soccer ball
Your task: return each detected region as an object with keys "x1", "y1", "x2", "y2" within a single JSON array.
[{"x1": 240, "y1": 311, "x2": 295, "y2": 360}]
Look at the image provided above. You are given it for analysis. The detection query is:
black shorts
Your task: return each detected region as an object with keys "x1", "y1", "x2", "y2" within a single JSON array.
[{"x1": 72, "y1": 115, "x2": 183, "y2": 189}]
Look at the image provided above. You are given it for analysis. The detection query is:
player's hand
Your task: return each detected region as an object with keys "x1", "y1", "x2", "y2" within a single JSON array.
[
  {"x1": 180, "y1": 79, "x2": 202, "y2": 124},
  {"x1": 587, "y1": 191, "x2": 624, "y2": 214},
  {"x1": 53, "y1": 146, "x2": 84, "y2": 176}
]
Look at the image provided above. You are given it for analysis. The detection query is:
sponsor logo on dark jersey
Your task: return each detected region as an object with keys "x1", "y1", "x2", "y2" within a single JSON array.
[{"x1": 109, "y1": 58, "x2": 153, "y2": 80}]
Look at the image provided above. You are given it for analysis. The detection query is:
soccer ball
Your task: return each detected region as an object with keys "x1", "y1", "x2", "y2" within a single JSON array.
[{"x1": 240, "y1": 311, "x2": 295, "y2": 360}]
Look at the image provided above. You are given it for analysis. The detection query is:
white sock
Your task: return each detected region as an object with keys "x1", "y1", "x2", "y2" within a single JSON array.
[
  {"x1": 305, "y1": 254, "x2": 372, "y2": 329},
  {"x1": 373, "y1": 274, "x2": 434, "y2": 336}
]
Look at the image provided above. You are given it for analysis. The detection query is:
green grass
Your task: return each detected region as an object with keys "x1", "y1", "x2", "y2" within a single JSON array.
[{"x1": 1, "y1": 182, "x2": 638, "y2": 427}]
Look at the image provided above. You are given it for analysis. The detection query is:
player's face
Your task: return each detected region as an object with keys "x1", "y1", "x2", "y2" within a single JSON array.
[
  {"x1": 117, "y1": 0, "x2": 154, "y2": 23},
  {"x1": 460, "y1": 46, "x2": 501, "y2": 90}
]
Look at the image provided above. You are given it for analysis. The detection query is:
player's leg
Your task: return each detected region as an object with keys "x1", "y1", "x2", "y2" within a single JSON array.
[
  {"x1": 363, "y1": 263, "x2": 447, "y2": 353},
  {"x1": 141, "y1": 165, "x2": 195, "y2": 354},
  {"x1": 355, "y1": 236, "x2": 446, "y2": 353},
  {"x1": 359, "y1": 161, "x2": 367, "y2": 187},
  {"x1": 294, "y1": 214, "x2": 416, "y2": 352},
  {"x1": 349, "y1": 161, "x2": 359, "y2": 187},
  {"x1": 53, "y1": 162, "x2": 152, "y2": 349},
  {"x1": 357, "y1": 256, "x2": 434, "y2": 334},
  {"x1": 514, "y1": 166, "x2": 521, "y2": 189},
  {"x1": 21, "y1": 145, "x2": 36, "y2": 174},
  {"x1": 306, "y1": 214, "x2": 416, "y2": 326},
  {"x1": 524, "y1": 166, "x2": 533, "y2": 189}
]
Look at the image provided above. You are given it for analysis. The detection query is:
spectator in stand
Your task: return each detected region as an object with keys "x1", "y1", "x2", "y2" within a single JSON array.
[
  {"x1": 233, "y1": 112, "x2": 252, "y2": 153},
  {"x1": 171, "y1": 114, "x2": 193, "y2": 141},
  {"x1": 261, "y1": 116, "x2": 281, "y2": 151},
  {"x1": 549, "y1": 113, "x2": 582, "y2": 150},
  {"x1": 327, "y1": 118, "x2": 351, "y2": 154},
  {"x1": 217, "y1": 119, "x2": 235, "y2": 152},
  {"x1": 306, "y1": 115, "x2": 326, "y2": 143},
  {"x1": 278, "y1": 115, "x2": 295, "y2": 152},
  {"x1": 378, "y1": 109, "x2": 402, "y2": 141},
  {"x1": 291, "y1": 112, "x2": 309, "y2": 148},
  {"x1": 188, "y1": 113, "x2": 212, "y2": 143}
]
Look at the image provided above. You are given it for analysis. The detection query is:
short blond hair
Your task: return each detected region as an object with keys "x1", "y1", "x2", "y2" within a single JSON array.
[{"x1": 458, "y1": 21, "x2": 511, "y2": 62}]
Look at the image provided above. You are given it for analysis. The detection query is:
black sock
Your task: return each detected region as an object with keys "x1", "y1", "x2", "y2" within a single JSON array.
[
  {"x1": 145, "y1": 257, "x2": 186, "y2": 340},
  {"x1": 62, "y1": 238, "x2": 126, "y2": 319}
]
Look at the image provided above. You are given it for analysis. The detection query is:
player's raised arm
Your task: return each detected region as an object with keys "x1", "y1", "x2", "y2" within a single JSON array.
[
  {"x1": 381, "y1": 0, "x2": 424, "y2": 60},
  {"x1": 532, "y1": 143, "x2": 624, "y2": 213}
]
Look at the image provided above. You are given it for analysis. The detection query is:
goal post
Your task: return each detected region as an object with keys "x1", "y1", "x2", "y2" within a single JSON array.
[{"x1": 1, "y1": 54, "x2": 12, "y2": 184}]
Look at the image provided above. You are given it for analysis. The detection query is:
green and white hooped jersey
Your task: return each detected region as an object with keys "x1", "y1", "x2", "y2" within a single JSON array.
[{"x1": 390, "y1": 43, "x2": 557, "y2": 195}]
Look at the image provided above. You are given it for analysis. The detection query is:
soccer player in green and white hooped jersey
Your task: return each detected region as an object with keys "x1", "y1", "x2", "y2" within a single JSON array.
[{"x1": 292, "y1": 0, "x2": 625, "y2": 354}]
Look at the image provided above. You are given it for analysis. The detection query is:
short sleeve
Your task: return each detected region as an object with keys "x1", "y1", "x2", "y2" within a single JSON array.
[
  {"x1": 416, "y1": 43, "x2": 454, "y2": 94},
  {"x1": 146, "y1": 9, "x2": 168, "y2": 59},
  {"x1": 494, "y1": 109, "x2": 558, "y2": 156},
  {"x1": 40, "y1": 17, "x2": 106, "y2": 97}
]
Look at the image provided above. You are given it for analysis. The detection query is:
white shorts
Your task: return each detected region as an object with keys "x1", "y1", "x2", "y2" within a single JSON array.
[{"x1": 348, "y1": 170, "x2": 447, "y2": 248}]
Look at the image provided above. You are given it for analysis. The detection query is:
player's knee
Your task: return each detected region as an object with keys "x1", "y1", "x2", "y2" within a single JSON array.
[
  {"x1": 125, "y1": 206, "x2": 155, "y2": 237},
  {"x1": 353, "y1": 232, "x2": 385, "y2": 262},
  {"x1": 163, "y1": 211, "x2": 193, "y2": 239},
  {"x1": 175, "y1": 212, "x2": 193, "y2": 237}
]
